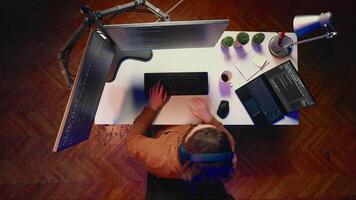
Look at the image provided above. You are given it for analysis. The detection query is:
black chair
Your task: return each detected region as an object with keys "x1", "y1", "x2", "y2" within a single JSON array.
[{"x1": 146, "y1": 172, "x2": 234, "y2": 200}]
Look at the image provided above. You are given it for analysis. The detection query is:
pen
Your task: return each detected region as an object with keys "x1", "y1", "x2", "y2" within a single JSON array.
[
  {"x1": 260, "y1": 60, "x2": 269, "y2": 71},
  {"x1": 278, "y1": 32, "x2": 285, "y2": 46}
]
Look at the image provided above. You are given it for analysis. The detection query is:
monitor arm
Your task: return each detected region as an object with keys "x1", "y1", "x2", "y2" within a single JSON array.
[
  {"x1": 57, "y1": 0, "x2": 170, "y2": 87},
  {"x1": 98, "y1": 0, "x2": 170, "y2": 21}
]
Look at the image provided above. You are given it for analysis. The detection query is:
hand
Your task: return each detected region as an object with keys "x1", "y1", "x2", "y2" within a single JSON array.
[
  {"x1": 189, "y1": 97, "x2": 213, "y2": 123},
  {"x1": 149, "y1": 82, "x2": 170, "y2": 111}
]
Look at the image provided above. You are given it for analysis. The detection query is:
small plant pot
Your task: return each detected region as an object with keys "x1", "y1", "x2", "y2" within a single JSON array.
[
  {"x1": 221, "y1": 42, "x2": 229, "y2": 48},
  {"x1": 235, "y1": 32, "x2": 250, "y2": 48},
  {"x1": 221, "y1": 36, "x2": 234, "y2": 48},
  {"x1": 252, "y1": 33, "x2": 265, "y2": 45},
  {"x1": 233, "y1": 40, "x2": 243, "y2": 48}
]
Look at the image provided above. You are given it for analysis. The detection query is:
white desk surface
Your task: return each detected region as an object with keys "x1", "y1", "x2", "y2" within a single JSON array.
[{"x1": 95, "y1": 31, "x2": 298, "y2": 125}]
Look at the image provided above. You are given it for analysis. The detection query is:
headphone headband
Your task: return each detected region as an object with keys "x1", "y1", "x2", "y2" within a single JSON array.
[{"x1": 179, "y1": 145, "x2": 234, "y2": 163}]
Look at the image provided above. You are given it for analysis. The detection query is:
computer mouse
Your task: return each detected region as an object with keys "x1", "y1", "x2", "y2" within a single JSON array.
[{"x1": 217, "y1": 100, "x2": 229, "y2": 119}]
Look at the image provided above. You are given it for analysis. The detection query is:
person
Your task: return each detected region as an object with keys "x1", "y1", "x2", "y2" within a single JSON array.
[{"x1": 126, "y1": 82, "x2": 237, "y2": 199}]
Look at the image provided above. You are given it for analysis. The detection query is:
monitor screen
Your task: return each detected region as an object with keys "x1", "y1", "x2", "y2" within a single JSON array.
[
  {"x1": 53, "y1": 31, "x2": 115, "y2": 151},
  {"x1": 105, "y1": 19, "x2": 229, "y2": 51}
]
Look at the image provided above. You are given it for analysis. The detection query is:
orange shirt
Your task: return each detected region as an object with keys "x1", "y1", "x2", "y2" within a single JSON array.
[{"x1": 125, "y1": 107, "x2": 237, "y2": 179}]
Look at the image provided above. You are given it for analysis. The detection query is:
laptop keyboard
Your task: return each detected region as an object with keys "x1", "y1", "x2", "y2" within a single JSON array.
[
  {"x1": 144, "y1": 72, "x2": 209, "y2": 96},
  {"x1": 247, "y1": 77, "x2": 284, "y2": 123}
]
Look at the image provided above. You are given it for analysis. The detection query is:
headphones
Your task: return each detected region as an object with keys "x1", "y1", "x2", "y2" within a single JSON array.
[{"x1": 179, "y1": 144, "x2": 234, "y2": 163}]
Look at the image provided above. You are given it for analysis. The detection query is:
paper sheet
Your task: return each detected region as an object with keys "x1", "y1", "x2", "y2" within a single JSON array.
[
  {"x1": 234, "y1": 53, "x2": 260, "y2": 81},
  {"x1": 252, "y1": 54, "x2": 268, "y2": 69}
]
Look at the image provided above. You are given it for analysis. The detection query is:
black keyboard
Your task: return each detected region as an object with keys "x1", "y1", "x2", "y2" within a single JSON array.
[
  {"x1": 144, "y1": 72, "x2": 209, "y2": 96},
  {"x1": 247, "y1": 77, "x2": 284, "y2": 123}
]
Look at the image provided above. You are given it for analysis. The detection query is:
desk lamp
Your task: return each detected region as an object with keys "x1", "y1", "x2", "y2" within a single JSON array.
[{"x1": 269, "y1": 12, "x2": 338, "y2": 57}]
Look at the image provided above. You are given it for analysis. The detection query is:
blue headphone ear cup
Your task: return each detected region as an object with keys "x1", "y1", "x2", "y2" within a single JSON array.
[{"x1": 179, "y1": 144, "x2": 188, "y2": 164}]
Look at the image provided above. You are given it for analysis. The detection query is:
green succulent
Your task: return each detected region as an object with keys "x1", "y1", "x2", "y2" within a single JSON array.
[
  {"x1": 222, "y1": 36, "x2": 234, "y2": 47},
  {"x1": 236, "y1": 32, "x2": 250, "y2": 45},
  {"x1": 252, "y1": 33, "x2": 265, "y2": 44}
]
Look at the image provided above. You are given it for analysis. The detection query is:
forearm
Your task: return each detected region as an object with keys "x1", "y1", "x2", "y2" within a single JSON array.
[
  {"x1": 132, "y1": 107, "x2": 158, "y2": 133},
  {"x1": 125, "y1": 106, "x2": 160, "y2": 163},
  {"x1": 126, "y1": 107, "x2": 158, "y2": 145}
]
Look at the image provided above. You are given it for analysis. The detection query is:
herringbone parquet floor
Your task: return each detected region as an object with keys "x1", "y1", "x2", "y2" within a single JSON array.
[{"x1": 0, "y1": 0, "x2": 355, "y2": 199}]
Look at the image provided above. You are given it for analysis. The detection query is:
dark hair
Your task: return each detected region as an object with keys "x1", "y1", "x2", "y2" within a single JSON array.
[{"x1": 180, "y1": 128, "x2": 234, "y2": 182}]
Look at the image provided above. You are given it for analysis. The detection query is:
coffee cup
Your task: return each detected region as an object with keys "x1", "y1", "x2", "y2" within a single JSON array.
[{"x1": 220, "y1": 70, "x2": 233, "y2": 87}]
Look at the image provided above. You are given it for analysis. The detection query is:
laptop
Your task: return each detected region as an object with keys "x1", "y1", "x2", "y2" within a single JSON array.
[{"x1": 235, "y1": 60, "x2": 315, "y2": 127}]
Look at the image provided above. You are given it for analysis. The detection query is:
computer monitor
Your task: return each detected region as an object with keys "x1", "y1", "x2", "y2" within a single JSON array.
[
  {"x1": 53, "y1": 31, "x2": 115, "y2": 152},
  {"x1": 105, "y1": 19, "x2": 229, "y2": 51},
  {"x1": 54, "y1": 19, "x2": 229, "y2": 151}
]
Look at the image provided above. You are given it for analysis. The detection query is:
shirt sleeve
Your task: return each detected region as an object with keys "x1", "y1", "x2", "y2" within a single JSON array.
[{"x1": 125, "y1": 107, "x2": 162, "y2": 164}]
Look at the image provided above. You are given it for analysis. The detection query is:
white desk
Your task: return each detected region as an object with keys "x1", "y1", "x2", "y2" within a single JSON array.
[{"x1": 95, "y1": 31, "x2": 298, "y2": 125}]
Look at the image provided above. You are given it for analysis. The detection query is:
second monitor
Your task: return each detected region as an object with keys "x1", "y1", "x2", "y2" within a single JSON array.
[{"x1": 105, "y1": 19, "x2": 229, "y2": 51}]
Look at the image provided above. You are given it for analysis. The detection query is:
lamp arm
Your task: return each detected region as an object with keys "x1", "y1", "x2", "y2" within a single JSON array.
[{"x1": 287, "y1": 32, "x2": 337, "y2": 48}]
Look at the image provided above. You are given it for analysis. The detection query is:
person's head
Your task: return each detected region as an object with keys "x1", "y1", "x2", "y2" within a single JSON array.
[{"x1": 179, "y1": 125, "x2": 234, "y2": 182}]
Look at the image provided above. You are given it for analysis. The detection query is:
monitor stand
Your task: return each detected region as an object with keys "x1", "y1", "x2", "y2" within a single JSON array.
[
  {"x1": 106, "y1": 45, "x2": 153, "y2": 82},
  {"x1": 57, "y1": 0, "x2": 169, "y2": 87}
]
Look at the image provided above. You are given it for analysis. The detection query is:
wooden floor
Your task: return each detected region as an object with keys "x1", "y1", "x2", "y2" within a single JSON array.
[{"x1": 1, "y1": 0, "x2": 356, "y2": 199}]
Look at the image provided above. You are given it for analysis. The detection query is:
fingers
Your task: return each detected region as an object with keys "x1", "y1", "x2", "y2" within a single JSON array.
[
  {"x1": 190, "y1": 98, "x2": 203, "y2": 111},
  {"x1": 149, "y1": 87, "x2": 153, "y2": 97},
  {"x1": 190, "y1": 98, "x2": 199, "y2": 109},
  {"x1": 163, "y1": 91, "x2": 167, "y2": 102},
  {"x1": 149, "y1": 83, "x2": 155, "y2": 95},
  {"x1": 150, "y1": 82, "x2": 161, "y2": 95},
  {"x1": 154, "y1": 82, "x2": 160, "y2": 94},
  {"x1": 165, "y1": 91, "x2": 171, "y2": 102},
  {"x1": 188, "y1": 104, "x2": 197, "y2": 116},
  {"x1": 195, "y1": 97, "x2": 206, "y2": 105},
  {"x1": 190, "y1": 97, "x2": 207, "y2": 108},
  {"x1": 194, "y1": 100, "x2": 201, "y2": 109},
  {"x1": 149, "y1": 82, "x2": 171, "y2": 111},
  {"x1": 191, "y1": 97, "x2": 204, "y2": 104},
  {"x1": 158, "y1": 82, "x2": 164, "y2": 96}
]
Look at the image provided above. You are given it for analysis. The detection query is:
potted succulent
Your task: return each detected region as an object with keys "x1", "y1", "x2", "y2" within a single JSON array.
[
  {"x1": 234, "y1": 32, "x2": 249, "y2": 48},
  {"x1": 252, "y1": 33, "x2": 265, "y2": 45},
  {"x1": 221, "y1": 36, "x2": 234, "y2": 48}
]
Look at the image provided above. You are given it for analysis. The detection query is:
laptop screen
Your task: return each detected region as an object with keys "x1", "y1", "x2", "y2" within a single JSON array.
[{"x1": 264, "y1": 61, "x2": 315, "y2": 112}]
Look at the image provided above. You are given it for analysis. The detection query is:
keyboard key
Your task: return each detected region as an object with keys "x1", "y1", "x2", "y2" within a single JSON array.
[{"x1": 247, "y1": 77, "x2": 284, "y2": 123}]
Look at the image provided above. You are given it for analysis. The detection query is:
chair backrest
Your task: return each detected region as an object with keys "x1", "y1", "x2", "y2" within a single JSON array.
[{"x1": 145, "y1": 173, "x2": 235, "y2": 200}]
